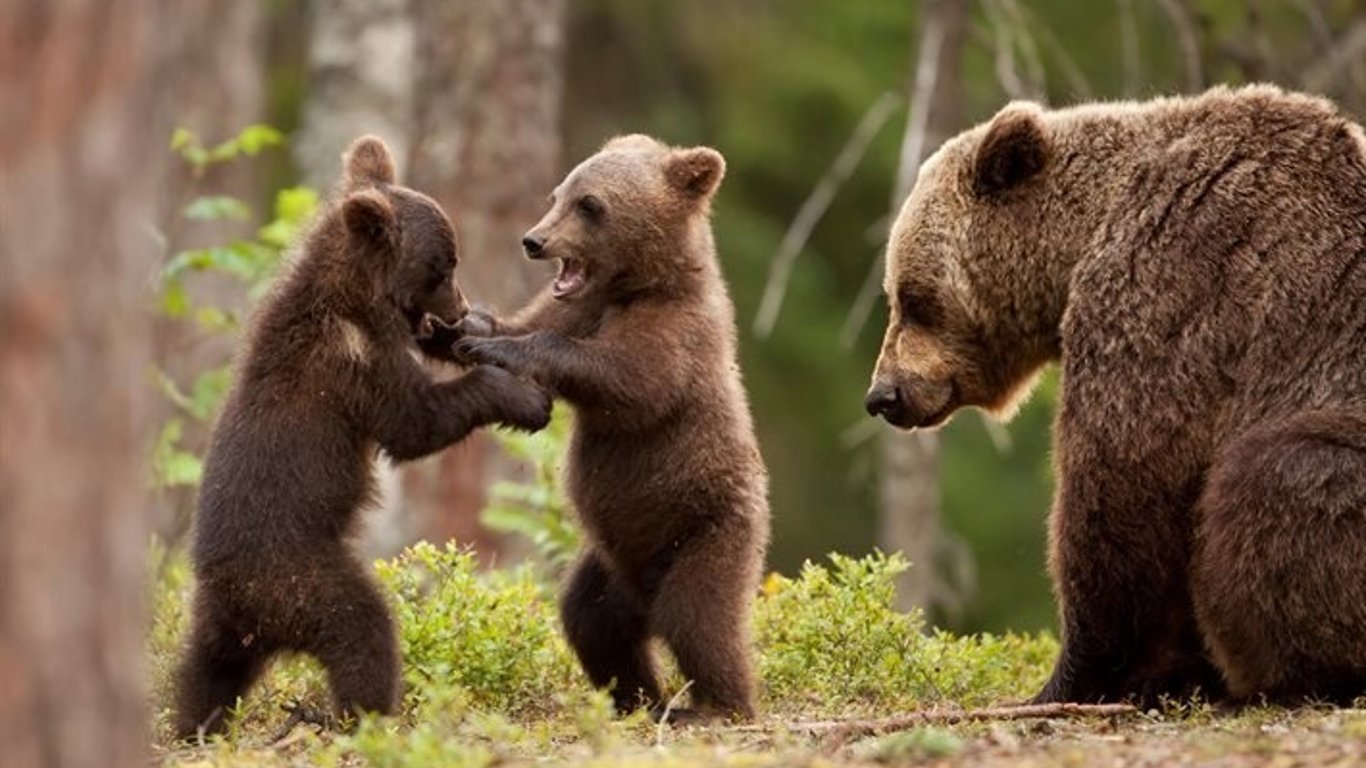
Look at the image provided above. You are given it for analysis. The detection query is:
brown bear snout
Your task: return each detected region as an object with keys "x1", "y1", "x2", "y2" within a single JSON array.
[
  {"x1": 864, "y1": 380, "x2": 902, "y2": 419},
  {"x1": 866, "y1": 375, "x2": 955, "y2": 429},
  {"x1": 522, "y1": 233, "x2": 546, "y2": 258}
]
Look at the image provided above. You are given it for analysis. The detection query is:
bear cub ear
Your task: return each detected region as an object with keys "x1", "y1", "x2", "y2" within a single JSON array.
[
  {"x1": 343, "y1": 135, "x2": 398, "y2": 190},
  {"x1": 665, "y1": 146, "x2": 726, "y2": 200},
  {"x1": 973, "y1": 102, "x2": 1048, "y2": 198},
  {"x1": 342, "y1": 188, "x2": 396, "y2": 244}
]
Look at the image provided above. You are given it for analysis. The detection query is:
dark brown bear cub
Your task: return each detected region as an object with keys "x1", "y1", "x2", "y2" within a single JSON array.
[
  {"x1": 173, "y1": 136, "x2": 551, "y2": 739},
  {"x1": 866, "y1": 85, "x2": 1366, "y2": 705},
  {"x1": 455, "y1": 135, "x2": 770, "y2": 721}
]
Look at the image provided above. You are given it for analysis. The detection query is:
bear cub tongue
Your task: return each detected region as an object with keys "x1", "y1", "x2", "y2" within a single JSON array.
[{"x1": 552, "y1": 258, "x2": 586, "y2": 298}]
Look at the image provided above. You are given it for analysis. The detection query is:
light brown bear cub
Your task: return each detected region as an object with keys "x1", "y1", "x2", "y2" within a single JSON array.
[
  {"x1": 866, "y1": 85, "x2": 1366, "y2": 706},
  {"x1": 454, "y1": 135, "x2": 770, "y2": 721}
]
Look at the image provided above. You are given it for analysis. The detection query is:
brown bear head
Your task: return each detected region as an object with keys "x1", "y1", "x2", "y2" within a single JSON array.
[
  {"x1": 866, "y1": 102, "x2": 1059, "y2": 430},
  {"x1": 520, "y1": 134, "x2": 726, "y2": 303},
  {"x1": 338, "y1": 135, "x2": 469, "y2": 333}
]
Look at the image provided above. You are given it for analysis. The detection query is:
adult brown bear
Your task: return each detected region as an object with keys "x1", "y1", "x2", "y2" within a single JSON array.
[{"x1": 865, "y1": 85, "x2": 1366, "y2": 705}]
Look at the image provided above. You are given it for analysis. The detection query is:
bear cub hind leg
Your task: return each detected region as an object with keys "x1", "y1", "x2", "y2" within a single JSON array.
[{"x1": 559, "y1": 551, "x2": 662, "y2": 714}]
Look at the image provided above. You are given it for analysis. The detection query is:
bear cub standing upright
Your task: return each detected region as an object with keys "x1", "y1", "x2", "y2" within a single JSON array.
[
  {"x1": 174, "y1": 136, "x2": 551, "y2": 739},
  {"x1": 456, "y1": 135, "x2": 770, "y2": 721},
  {"x1": 866, "y1": 85, "x2": 1366, "y2": 705}
]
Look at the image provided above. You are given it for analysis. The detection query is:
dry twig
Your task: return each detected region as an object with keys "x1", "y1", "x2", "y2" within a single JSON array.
[{"x1": 752, "y1": 92, "x2": 899, "y2": 338}]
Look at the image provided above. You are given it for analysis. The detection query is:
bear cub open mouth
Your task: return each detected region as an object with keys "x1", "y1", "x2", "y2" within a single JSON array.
[{"x1": 553, "y1": 257, "x2": 587, "y2": 298}]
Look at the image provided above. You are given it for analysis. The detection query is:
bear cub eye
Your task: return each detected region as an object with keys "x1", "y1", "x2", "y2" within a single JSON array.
[{"x1": 575, "y1": 195, "x2": 605, "y2": 222}]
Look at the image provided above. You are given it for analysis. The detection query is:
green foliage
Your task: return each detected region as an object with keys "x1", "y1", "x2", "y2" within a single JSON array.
[
  {"x1": 854, "y1": 727, "x2": 965, "y2": 763},
  {"x1": 756, "y1": 552, "x2": 1054, "y2": 714},
  {"x1": 148, "y1": 126, "x2": 318, "y2": 492},
  {"x1": 171, "y1": 124, "x2": 286, "y2": 176},
  {"x1": 481, "y1": 411, "x2": 581, "y2": 574},
  {"x1": 757, "y1": 552, "x2": 924, "y2": 711},
  {"x1": 376, "y1": 542, "x2": 584, "y2": 716},
  {"x1": 150, "y1": 542, "x2": 1054, "y2": 758}
]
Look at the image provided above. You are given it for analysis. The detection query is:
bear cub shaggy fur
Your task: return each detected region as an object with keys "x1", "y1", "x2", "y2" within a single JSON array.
[
  {"x1": 455, "y1": 135, "x2": 770, "y2": 721},
  {"x1": 866, "y1": 85, "x2": 1366, "y2": 706},
  {"x1": 174, "y1": 136, "x2": 551, "y2": 739}
]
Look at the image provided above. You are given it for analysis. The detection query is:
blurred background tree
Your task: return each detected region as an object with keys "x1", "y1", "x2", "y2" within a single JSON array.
[{"x1": 143, "y1": 0, "x2": 1366, "y2": 640}]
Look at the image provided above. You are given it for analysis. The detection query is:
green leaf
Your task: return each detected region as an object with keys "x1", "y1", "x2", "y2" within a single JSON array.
[
  {"x1": 274, "y1": 185, "x2": 321, "y2": 225},
  {"x1": 159, "y1": 279, "x2": 190, "y2": 318},
  {"x1": 235, "y1": 124, "x2": 285, "y2": 155},
  {"x1": 193, "y1": 306, "x2": 236, "y2": 332},
  {"x1": 183, "y1": 195, "x2": 251, "y2": 222},
  {"x1": 188, "y1": 367, "x2": 232, "y2": 421},
  {"x1": 150, "y1": 418, "x2": 204, "y2": 488},
  {"x1": 154, "y1": 370, "x2": 196, "y2": 415},
  {"x1": 169, "y1": 126, "x2": 196, "y2": 152}
]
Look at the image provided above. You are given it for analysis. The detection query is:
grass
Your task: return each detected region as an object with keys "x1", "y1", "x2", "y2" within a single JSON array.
[{"x1": 147, "y1": 544, "x2": 1366, "y2": 767}]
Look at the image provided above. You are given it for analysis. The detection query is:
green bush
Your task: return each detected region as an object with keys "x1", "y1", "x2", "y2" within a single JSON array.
[
  {"x1": 755, "y1": 551, "x2": 1055, "y2": 714},
  {"x1": 377, "y1": 542, "x2": 584, "y2": 717}
]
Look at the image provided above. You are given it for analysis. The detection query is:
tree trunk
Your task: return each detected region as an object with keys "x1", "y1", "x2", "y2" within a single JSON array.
[
  {"x1": 402, "y1": 0, "x2": 567, "y2": 556},
  {"x1": 295, "y1": 0, "x2": 419, "y2": 557},
  {"x1": 879, "y1": 0, "x2": 971, "y2": 613},
  {"x1": 153, "y1": 0, "x2": 267, "y2": 543},
  {"x1": 294, "y1": 0, "x2": 417, "y2": 192},
  {"x1": 0, "y1": 1, "x2": 169, "y2": 765}
]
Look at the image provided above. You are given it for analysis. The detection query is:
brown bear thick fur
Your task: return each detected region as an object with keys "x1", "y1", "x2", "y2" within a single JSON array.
[
  {"x1": 865, "y1": 84, "x2": 1366, "y2": 706},
  {"x1": 454, "y1": 135, "x2": 770, "y2": 721},
  {"x1": 173, "y1": 136, "x2": 552, "y2": 739}
]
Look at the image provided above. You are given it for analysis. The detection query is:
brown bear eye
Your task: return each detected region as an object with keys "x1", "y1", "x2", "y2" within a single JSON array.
[
  {"x1": 575, "y1": 195, "x2": 604, "y2": 222},
  {"x1": 898, "y1": 287, "x2": 941, "y2": 329}
]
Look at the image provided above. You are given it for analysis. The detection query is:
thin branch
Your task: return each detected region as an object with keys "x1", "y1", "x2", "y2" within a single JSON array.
[
  {"x1": 983, "y1": 0, "x2": 1028, "y2": 100},
  {"x1": 1155, "y1": 0, "x2": 1205, "y2": 91},
  {"x1": 1117, "y1": 0, "x2": 1142, "y2": 97},
  {"x1": 1303, "y1": 16, "x2": 1366, "y2": 94},
  {"x1": 993, "y1": 0, "x2": 1050, "y2": 100},
  {"x1": 839, "y1": 247, "x2": 886, "y2": 348},
  {"x1": 839, "y1": 15, "x2": 948, "y2": 348},
  {"x1": 1011, "y1": 0, "x2": 1092, "y2": 100},
  {"x1": 732, "y1": 702, "x2": 1138, "y2": 741},
  {"x1": 752, "y1": 92, "x2": 900, "y2": 338}
]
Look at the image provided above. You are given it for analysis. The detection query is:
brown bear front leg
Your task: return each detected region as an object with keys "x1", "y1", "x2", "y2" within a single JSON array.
[
  {"x1": 560, "y1": 551, "x2": 662, "y2": 714},
  {"x1": 1036, "y1": 433, "x2": 1221, "y2": 706}
]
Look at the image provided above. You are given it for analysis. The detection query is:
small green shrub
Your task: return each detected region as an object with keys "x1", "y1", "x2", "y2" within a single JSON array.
[
  {"x1": 754, "y1": 551, "x2": 1055, "y2": 714},
  {"x1": 482, "y1": 410, "x2": 581, "y2": 575},
  {"x1": 376, "y1": 541, "x2": 584, "y2": 717}
]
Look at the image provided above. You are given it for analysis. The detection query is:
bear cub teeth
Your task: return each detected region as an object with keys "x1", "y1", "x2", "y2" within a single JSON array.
[{"x1": 553, "y1": 257, "x2": 587, "y2": 298}]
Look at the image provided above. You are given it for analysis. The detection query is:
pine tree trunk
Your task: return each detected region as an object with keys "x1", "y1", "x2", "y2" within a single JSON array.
[
  {"x1": 402, "y1": 0, "x2": 568, "y2": 555},
  {"x1": 294, "y1": 0, "x2": 419, "y2": 556},
  {"x1": 0, "y1": 1, "x2": 169, "y2": 765},
  {"x1": 879, "y1": 0, "x2": 971, "y2": 612}
]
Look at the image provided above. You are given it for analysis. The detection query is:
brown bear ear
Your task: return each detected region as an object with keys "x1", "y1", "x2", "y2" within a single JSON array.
[
  {"x1": 665, "y1": 146, "x2": 726, "y2": 200},
  {"x1": 972, "y1": 103, "x2": 1048, "y2": 197},
  {"x1": 342, "y1": 188, "x2": 396, "y2": 243},
  {"x1": 343, "y1": 134, "x2": 397, "y2": 189}
]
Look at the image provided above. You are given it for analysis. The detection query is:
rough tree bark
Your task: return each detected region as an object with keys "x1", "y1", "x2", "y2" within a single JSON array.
[
  {"x1": 402, "y1": 0, "x2": 568, "y2": 554},
  {"x1": 879, "y1": 0, "x2": 972, "y2": 612},
  {"x1": 0, "y1": 1, "x2": 169, "y2": 766},
  {"x1": 295, "y1": 0, "x2": 417, "y2": 192},
  {"x1": 294, "y1": 0, "x2": 419, "y2": 556},
  {"x1": 153, "y1": 0, "x2": 267, "y2": 542}
]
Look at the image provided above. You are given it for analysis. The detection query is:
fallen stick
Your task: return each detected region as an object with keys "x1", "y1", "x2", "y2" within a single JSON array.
[{"x1": 735, "y1": 702, "x2": 1138, "y2": 740}]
